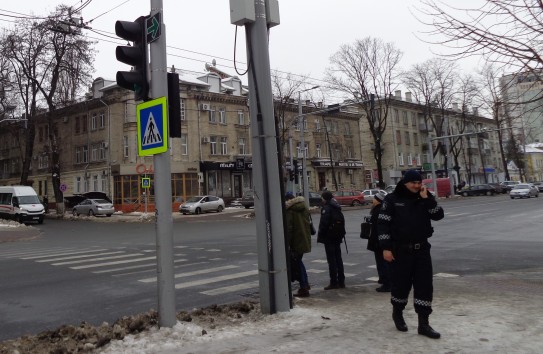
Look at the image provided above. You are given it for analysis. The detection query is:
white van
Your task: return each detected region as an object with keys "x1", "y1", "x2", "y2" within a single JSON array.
[{"x1": 0, "y1": 186, "x2": 45, "y2": 224}]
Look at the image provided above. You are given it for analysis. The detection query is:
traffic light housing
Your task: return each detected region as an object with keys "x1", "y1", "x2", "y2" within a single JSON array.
[
  {"x1": 167, "y1": 72, "x2": 182, "y2": 138},
  {"x1": 293, "y1": 160, "x2": 299, "y2": 184},
  {"x1": 115, "y1": 16, "x2": 149, "y2": 101}
]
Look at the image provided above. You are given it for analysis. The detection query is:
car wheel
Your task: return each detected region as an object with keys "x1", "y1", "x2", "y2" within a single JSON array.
[
  {"x1": 510, "y1": 196, "x2": 514, "y2": 199},
  {"x1": 88, "y1": 210, "x2": 95, "y2": 216},
  {"x1": 195, "y1": 207, "x2": 201, "y2": 215},
  {"x1": 217, "y1": 205, "x2": 224, "y2": 212},
  {"x1": 106, "y1": 214, "x2": 112, "y2": 217},
  {"x1": 72, "y1": 209, "x2": 79, "y2": 216},
  {"x1": 351, "y1": 200, "x2": 361, "y2": 206},
  {"x1": 17, "y1": 215, "x2": 24, "y2": 224},
  {"x1": 462, "y1": 192, "x2": 469, "y2": 197},
  {"x1": 244, "y1": 205, "x2": 250, "y2": 209},
  {"x1": 182, "y1": 213, "x2": 187, "y2": 215},
  {"x1": 486, "y1": 191, "x2": 493, "y2": 196},
  {"x1": 38, "y1": 217, "x2": 44, "y2": 224}
]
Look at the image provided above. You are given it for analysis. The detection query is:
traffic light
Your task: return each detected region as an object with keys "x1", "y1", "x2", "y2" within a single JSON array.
[
  {"x1": 293, "y1": 160, "x2": 299, "y2": 184},
  {"x1": 115, "y1": 16, "x2": 149, "y2": 101},
  {"x1": 167, "y1": 72, "x2": 182, "y2": 138}
]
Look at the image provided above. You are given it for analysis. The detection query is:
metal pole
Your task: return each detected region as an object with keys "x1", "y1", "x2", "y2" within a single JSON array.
[
  {"x1": 150, "y1": 0, "x2": 176, "y2": 327},
  {"x1": 288, "y1": 132, "x2": 293, "y2": 193},
  {"x1": 298, "y1": 87, "x2": 318, "y2": 207},
  {"x1": 242, "y1": 0, "x2": 289, "y2": 314},
  {"x1": 427, "y1": 134, "x2": 438, "y2": 197}
]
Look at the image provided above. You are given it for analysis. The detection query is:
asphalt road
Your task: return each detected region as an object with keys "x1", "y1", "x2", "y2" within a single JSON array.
[{"x1": 0, "y1": 194, "x2": 542, "y2": 341}]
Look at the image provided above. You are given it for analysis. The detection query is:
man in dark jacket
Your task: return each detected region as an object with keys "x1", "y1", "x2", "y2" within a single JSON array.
[
  {"x1": 367, "y1": 192, "x2": 390, "y2": 292},
  {"x1": 317, "y1": 191, "x2": 345, "y2": 290},
  {"x1": 377, "y1": 170, "x2": 444, "y2": 339},
  {"x1": 285, "y1": 192, "x2": 312, "y2": 297}
]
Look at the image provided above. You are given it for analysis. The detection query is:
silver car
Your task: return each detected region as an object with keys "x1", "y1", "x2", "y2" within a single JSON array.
[
  {"x1": 179, "y1": 195, "x2": 225, "y2": 215},
  {"x1": 72, "y1": 198, "x2": 115, "y2": 217},
  {"x1": 510, "y1": 184, "x2": 539, "y2": 199}
]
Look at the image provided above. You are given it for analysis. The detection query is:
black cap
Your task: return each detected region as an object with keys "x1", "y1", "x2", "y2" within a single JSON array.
[{"x1": 321, "y1": 191, "x2": 333, "y2": 201}]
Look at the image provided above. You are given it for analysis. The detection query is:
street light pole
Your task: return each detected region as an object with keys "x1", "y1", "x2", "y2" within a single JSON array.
[{"x1": 298, "y1": 86, "x2": 319, "y2": 207}]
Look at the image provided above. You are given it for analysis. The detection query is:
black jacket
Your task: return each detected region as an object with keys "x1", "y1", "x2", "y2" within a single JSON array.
[
  {"x1": 366, "y1": 203, "x2": 382, "y2": 252},
  {"x1": 377, "y1": 183, "x2": 444, "y2": 251},
  {"x1": 317, "y1": 198, "x2": 344, "y2": 244}
]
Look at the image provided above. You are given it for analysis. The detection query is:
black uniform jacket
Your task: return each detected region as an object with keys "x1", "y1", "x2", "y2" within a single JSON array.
[{"x1": 377, "y1": 183, "x2": 444, "y2": 251}]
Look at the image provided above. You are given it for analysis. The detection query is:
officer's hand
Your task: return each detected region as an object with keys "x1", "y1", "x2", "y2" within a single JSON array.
[
  {"x1": 383, "y1": 250, "x2": 394, "y2": 262},
  {"x1": 420, "y1": 185, "x2": 429, "y2": 199}
]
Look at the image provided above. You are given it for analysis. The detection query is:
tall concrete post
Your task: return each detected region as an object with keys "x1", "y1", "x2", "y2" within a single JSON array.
[
  {"x1": 150, "y1": 0, "x2": 176, "y2": 327},
  {"x1": 242, "y1": 0, "x2": 290, "y2": 313}
]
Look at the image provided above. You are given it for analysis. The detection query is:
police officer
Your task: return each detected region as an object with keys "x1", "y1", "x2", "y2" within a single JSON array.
[{"x1": 377, "y1": 170, "x2": 444, "y2": 339}]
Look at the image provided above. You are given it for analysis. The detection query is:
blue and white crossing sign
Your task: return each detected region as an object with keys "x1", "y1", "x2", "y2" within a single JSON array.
[{"x1": 137, "y1": 96, "x2": 168, "y2": 156}]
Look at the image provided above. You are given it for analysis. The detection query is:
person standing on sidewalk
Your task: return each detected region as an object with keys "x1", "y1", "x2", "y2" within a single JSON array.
[
  {"x1": 367, "y1": 192, "x2": 391, "y2": 292},
  {"x1": 377, "y1": 170, "x2": 444, "y2": 339},
  {"x1": 317, "y1": 191, "x2": 346, "y2": 290},
  {"x1": 285, "y1": 192, "x2": 312, "y2": 297}
]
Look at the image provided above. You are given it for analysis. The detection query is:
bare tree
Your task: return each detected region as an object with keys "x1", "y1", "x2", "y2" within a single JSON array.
[
  {"x1": 402, "y1": 58, "x2": 458, "y2": 176},
  {"x1": 3, "y1": 5, "x2": 95, "y2": 213},
  {"x1": 417, "y1": 0, "x2": 543, "y2": 73},
  {"x1": 325, "y1": 37, "x2": 403, "y2": 188}
]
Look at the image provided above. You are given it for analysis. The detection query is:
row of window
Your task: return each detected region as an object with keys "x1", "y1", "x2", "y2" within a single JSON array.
[
  {"x1": 395, "y1": 131, "x2": 420, "y2": 146},
  {"x1": 279, "y1": 117, "x2": 352, "y2": 135},
  {"x1": 73, "y1": 112, "x2": 106, "y2": 134},
  {"x1": 75, "y1": 142, "x2": 107, "y2": 164},
  {"x1": 393, "y1": 109, "x2": 419, "y2": 126},
  {"x1": 207, "y1": 107, "x2": 246, "y2": 125}
]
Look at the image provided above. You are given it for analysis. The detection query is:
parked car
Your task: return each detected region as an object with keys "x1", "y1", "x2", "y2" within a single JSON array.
[
  {"x1": 240, "y1": 190, "x2": 254, "y2": 209},
  {"x1": 460, "y1": 184, "x2": 497, "y2": 197},
  {"x1": 422, "y1": 178, "x2": 452, "y2": 197},
  {"x1": 499, "y1": 181, "x2": 520, "y2": 193},
  {"x1": 487, "y1": 183, "x2": 507, "y2": 194},
  {"x1": 510, "y1": 184, "x2": 539, "y2": 199},
  {"x1": 384, "y1": 185, "x2": 396, "y2": 193},
  {"x1": 333, "y1": 190, "x2": 365, "y2": 206},
  {"x1": 72, "y1": 198, "x2": 115, "y2": 217},
  {"x1": 361, "y1": 189, "x2": 387, "y2": 204},
  {"x1": 308, "y1": 191, "x2": 323, "y2": 207},
  {"x1": 65, "y1": 192, "x2": 112, "y2": 209},
  {"x1": 532, "y1": 181, "x2": 543, "y2": 192},
  {"x1": 179, "y1": 195, "x2": 225, "y2": 214}
]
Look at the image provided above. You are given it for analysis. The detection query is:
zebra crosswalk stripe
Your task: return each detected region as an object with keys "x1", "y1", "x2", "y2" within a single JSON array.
[
  {"x1": 201, "y1": 280, "x2": 259, "y2": 296},
  {"x1": 138, "y1": 265, "x2": 239, "y2": 283},
  {"x1": 69, "y1": 256, "x2": 157, "y2": 270},
  {"x1": 174, "y1": 270, "x2": 257, "y2": 289}
]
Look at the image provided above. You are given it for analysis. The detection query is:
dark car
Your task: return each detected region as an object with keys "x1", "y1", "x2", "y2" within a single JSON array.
[
  {"x1": 487, "y1": 183, "x2": 507, "y2": 194},
  {"x1": 64, "y1": 192, "x2": 112, "y2": 209},
  {"x1": 308, "y1": 192, "x2": 323, "y2": 207},
  {"x1": 499, "y1": 181, "x2": 520, "y2": 193},
  {"x1": 240, "y1": 190, "x2": 254, "y2": 209},
  {"x1": 460, "y1": 184, "x2": 497, "y2": 197},
  {"x1": 532, "y1": 181, "x2": 543, "y2": 192}
]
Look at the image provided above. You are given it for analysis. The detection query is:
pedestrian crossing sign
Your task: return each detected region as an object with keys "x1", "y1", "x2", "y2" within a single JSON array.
[{"x1": 136, "y1": 96, "x2": 168, "y2": 156}]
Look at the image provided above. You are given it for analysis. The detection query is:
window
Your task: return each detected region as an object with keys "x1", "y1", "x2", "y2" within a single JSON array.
[
  {"x1": 294, "y1": 118, "x2": 300, "y2": 131},
  {"x1": 209, "y1": 106, "x2": 217, "y2": 123},
  {"x1": 408, "y1": 153, "x2": 413, "y2": 166},
  {"x1": 402, "y1": 111, "x2": 408, "y2": 125},
  {"x1": 347, "y1": 146, "x2": 353, "y2": 158},
  {"x1": 123, "y1": 136, "x2": 129, "y2": 158},
  {"x1": 238, "y1": 137, "x2": 246, "y2": 155},
  {"x1": 75, "y1": 177, "x2": 81, "y2": 193},
  {"x1": 394, "y1": 109, "x2": 399, "y2": 123},
  {"x1": 396, "y1": 130, "x2": 401, "y2": 144},
  {"x1": 315, "y1": 119, "x2": 321, "y2": 132},
  {"x1": 99, "y1": 112, "x2": 105, "y2": 129},
  {"x1": 75, "y1": 117, "x2": 80, "y2": 134},
  {"x1": 180, "y1": 99, "x2": 186, "y2": 121},
  {"x1": 220, "y1": 137, "x2": 227, "y2": 155},
  {"x1": 91, "y1": 113, "x2": 97, "y2": 130},
  {"x1": 99, "y1": 142, "x2": 106, "y2": 160},
  {"x1": 332, "y1": 121, "x2": 339, "y2": 134},
  {"x1": 413, "y1": 133, "x2": 419, "y2": 146},
  {"x1": 411, "y1": 112, "x2": 417, "y2": 126},
  {"x1": 219, "y1": 108, "x2": 226, "y2": 124},
  {"x1": 210, "y1": 136, "x2": 217, "y2": 155},
  {"x1": 82, "y1": 115, "x2": 88, "y2": 133},
  {"x1": 38, "y1": 155, "x2": 49, "y2": 169},
  {"x1": 416, "y1": 154, "x2": 421, "y2": 165},
  {"x1": 398, "y1": 152, "x2": 404, "y2": 166},
  {"x1": 344, "y1": 122, "x2": 351, "y2": 135},
  {"x1": 302, "y1": 118, "x2": 308, "y2": 131},
  {"x1": 316, "y1": 143, "x2": 321, "y2": 158},
  {"x1": 82, "y1": 145, "x2": 89, "y2": 162},
  {"x1": 405, "y1": 131, "x2": 411, "y2": 145},
  {"x1": 237, "y1": 110, "x2": 244, "y2": 125},
  {"x1": 93, "y1": 175, "x2": 98, "y2": 191},
  {"x1": 91, "y1": 144, "x2": 98, "y2": 161},
  {"x1": 181, "y1": 134, "x2": 188, "y2": 155}
]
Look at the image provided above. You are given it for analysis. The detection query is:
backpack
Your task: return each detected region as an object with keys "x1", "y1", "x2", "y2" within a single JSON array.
[{"x1": 328, "y1": 208, "x2": 346, "y2": 241}]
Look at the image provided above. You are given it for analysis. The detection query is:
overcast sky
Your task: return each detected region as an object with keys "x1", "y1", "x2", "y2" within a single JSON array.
[{"x1": 1, "y1": 0, "x2": 483, "y2": 97}]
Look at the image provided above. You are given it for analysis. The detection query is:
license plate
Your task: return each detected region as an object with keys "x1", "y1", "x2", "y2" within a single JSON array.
[{"x1": 32, "y1": 217, "x2": 40, "y2": 220}]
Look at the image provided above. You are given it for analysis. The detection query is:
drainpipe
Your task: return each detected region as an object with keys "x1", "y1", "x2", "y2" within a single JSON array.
[{"x1": 99, "y1": 99, "x2": 111, "y2": 197}]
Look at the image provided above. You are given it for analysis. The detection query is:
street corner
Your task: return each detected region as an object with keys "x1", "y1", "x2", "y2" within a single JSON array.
[{"x1": 0, "y1": 221, "x2": 41, "y2": 243}]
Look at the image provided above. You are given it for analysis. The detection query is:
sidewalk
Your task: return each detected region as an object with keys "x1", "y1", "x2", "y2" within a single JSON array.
[{"x1": 100, "y1": 268, "x2": 543, "y2": 354}]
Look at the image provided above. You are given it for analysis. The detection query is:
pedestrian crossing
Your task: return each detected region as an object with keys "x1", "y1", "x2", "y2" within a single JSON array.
[{"x1": 0, "y1": 245, "x2": 377, "y2": 296}]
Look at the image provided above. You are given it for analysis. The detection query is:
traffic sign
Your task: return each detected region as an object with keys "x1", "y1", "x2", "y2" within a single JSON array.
[
  {"x1": 59, "y1": 183, "x2": 67, "y2": 192},
  {"x1": 146, "y1": 12, "x2": 161, "y2": 43},
  {"x1": 137, "y1": 96, "x2": 168, "y2": 156},
  {"x1": 141, "y1": 177, "x2": 151, "y2": 188}
]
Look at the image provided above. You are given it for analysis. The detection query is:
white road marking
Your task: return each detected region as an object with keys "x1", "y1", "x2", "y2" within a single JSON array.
[
  {"x1": 174, "y1": 270, "x2": 257, "y2": 289},
  {"x1": 201, "y1": 281, "x2": 259, "y2": 296},
  {"x1": 138, "y1": 265, "x2": 239, "y2": 283},
  {"x1": 434, "y1": 272, "x2": 459, "y2": 278},
  {"x1": 52, "y1": 253, "x2": 142, "y2": 266},
  {"x1": 36, "y1": 251, "x2": 125, "y2": 263},
  {"x1": 306, "y1": 269, "x2": 326, "y2": 273},
  {"x1": 69, "y1": 256, "x2": 157, "y2": 269},
  {"x1": 0, "y1": 248, "x2": 82, "y2": 258},
  {"x1": 20, "y1": 249, "x2": 108, "y2": 260},
  {"x1": 366, "y1": 276, "x2": 379, "y2": 282}
]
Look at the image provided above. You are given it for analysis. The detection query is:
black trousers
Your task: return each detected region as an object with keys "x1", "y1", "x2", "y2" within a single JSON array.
[
  {"x1": 390, "y1": 243, "x2": 433, "y2": 315},
  {"x1": 324, "y1": 243, "x2": 345, "y2": 285},
  {"x1": 374, "y1": 249, "x2": 391, "y2": 286}
]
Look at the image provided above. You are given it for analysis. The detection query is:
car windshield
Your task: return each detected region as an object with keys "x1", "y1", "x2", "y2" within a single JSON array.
[
  {"x1": 186, "y1": 196, "x2": 203, "y2": 203},
  {"x1": 18, "y1": 195, "x2": 41, "y2": 204},
  {"x1": 92, "y1": 199, "x2": 110, "y2": 204},
  {"x1": 514, "y1": 184, "x2": 530, "y2": 189}
]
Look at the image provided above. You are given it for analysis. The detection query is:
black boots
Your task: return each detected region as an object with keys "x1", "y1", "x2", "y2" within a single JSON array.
[
  {"x1": 392, "y1": 308, "x2": 408, "y2": 332},
  {"x1": 417, "y1": 314, "x2": 441, "y2": 339}
]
